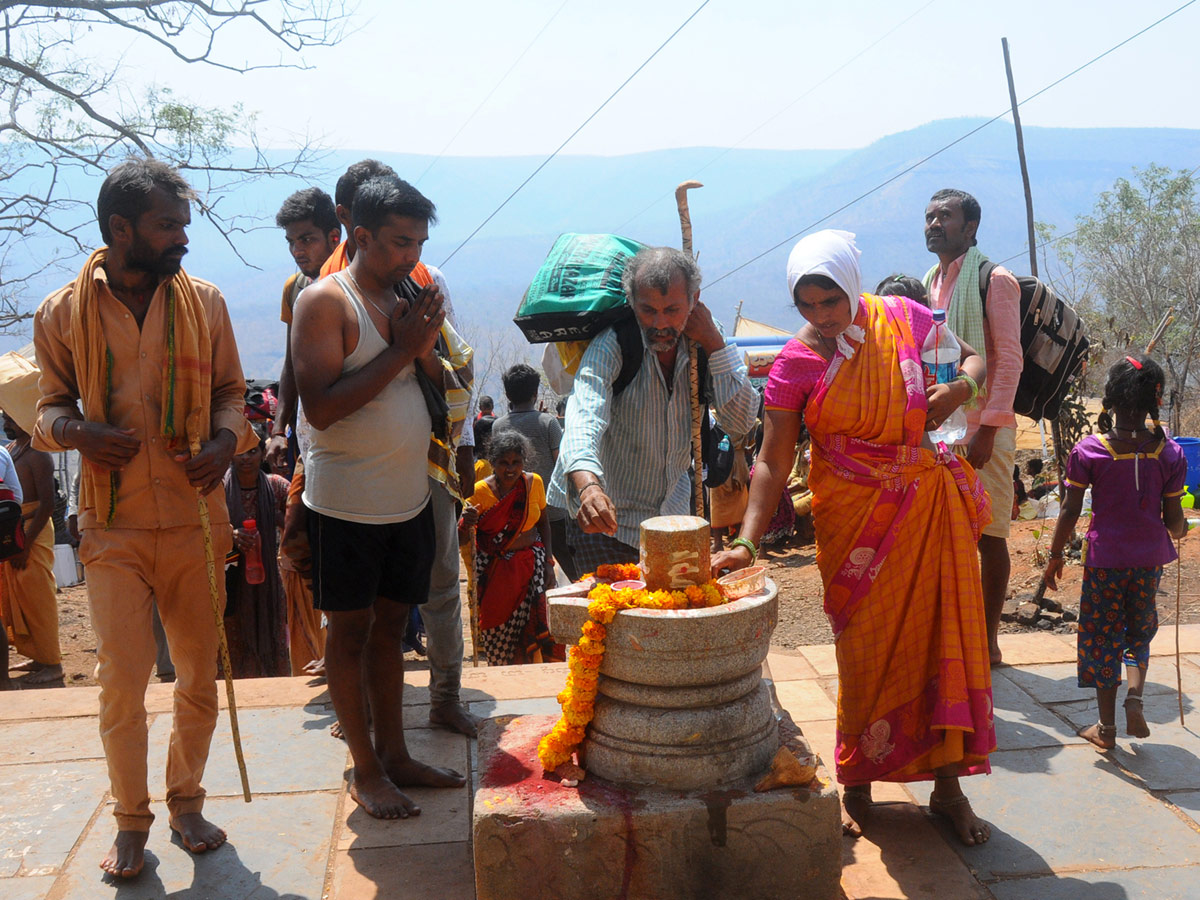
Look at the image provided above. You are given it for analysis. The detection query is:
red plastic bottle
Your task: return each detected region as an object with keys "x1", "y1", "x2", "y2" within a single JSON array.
[{"x1": 242, "y1": 519, "x2": 266, "y2": 585}]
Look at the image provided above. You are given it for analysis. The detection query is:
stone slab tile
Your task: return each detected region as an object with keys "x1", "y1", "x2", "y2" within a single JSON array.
[
  {"x1": 840, "y1": 801, "x2": 991, "y2": 900},
  {"x1": 0, "y1": 760, "x2": 108, "y2": 878},
  {"x1": 330, "y1": 841, "x2": 475, "y2": 900},
  {"x1": 945, "y1": 745, "x2": 1200, "y2": 878},
  {"x1": 0, "y1": 686, "x2": 100, "y2": 722},
  {"x1": 339, "y1": 785, "x2": 469, "y2": 850},
  {"x1": 2, "y1": 874, "x2": 56, "y2": 900},
  {"x1": 775, "y1": 679, "x2": 837, "y2": 721},
  {"x1": 54, "y1": 792, "x2": 337, "y2": 900},
  {"x1": 764, "y1": 652, "x2": 819, "y2": 682},
  {"x1": 994, "y1": 632, "x2": 1077, "y2": 666},
  {"x1": 460, "y1": 662, "x2": 569, "y2": 702},
  {"x1": 989, "y1": 670, "x2": 1086, "y2": 752},
  {"x1": 989, "y1": 866, "x2": 1200, "y2": 899},
  {"x1": 473, "y1": 716, "x2": 841, "y2": 900},
  {"x1": 1152, "y1": 624, "x2": 1200, "y2": 655},
  {"x1": 142, "y1": 676, "x2": 332, "y2": 714},
  {"x1": 146, "y1": 706, "x2": 348, "y2": 799},
  {"x1": 0, "y1": 717, "x2": 103, "y2": 765},
  {"x1": 338, "y1": 727, "x2": 471, "y2": 851},
  {"x1": 1003, "y1": 662, "x2": 1175, "y2": 706},
  {"x1": 467, "y1": 697, "x2": 562, "y2": 721},
  {"x1": 1167, "y1": 789, "x2": 1200, "y2": 827},
  {"x1": 1052, "y1": 700, "x2": 1200, "y2": 792},
  {"x1": 799, "y1": 643, "x2": 839, "y2": 677}
]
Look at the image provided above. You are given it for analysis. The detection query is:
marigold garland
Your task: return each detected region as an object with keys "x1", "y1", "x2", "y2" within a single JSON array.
[{"x1": 537, "y1": 573, "x2": 729, "y2": 772}]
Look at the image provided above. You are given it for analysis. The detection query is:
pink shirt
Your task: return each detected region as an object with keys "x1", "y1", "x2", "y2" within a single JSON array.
[{"x1": 927, "y1": 254, "x2": 1021, "y2": 436}]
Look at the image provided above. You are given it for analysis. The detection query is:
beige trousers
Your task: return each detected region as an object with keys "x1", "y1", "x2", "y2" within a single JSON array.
[{"x1": 80, "y1": 522, "x2": 233, "y2": 832}]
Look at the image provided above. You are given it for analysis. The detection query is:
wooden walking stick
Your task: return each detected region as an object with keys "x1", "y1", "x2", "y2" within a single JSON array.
[
  {"x1": 461, "y1": 524, "x2": 481, "y2": 666},
  {"x1": 187, "y1": 410, "x2": 251, "y2": 802},
  {"x1": 1176, "y1": 540, "x2": 1185, "y2": 727},
  {"x1": 676, "y1": 180, "x2": 705, "y2": 518}
]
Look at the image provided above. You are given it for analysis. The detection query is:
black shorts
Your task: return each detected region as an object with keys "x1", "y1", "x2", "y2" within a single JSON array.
[{"x1": 307, "y1": 502, "x2": 436, "y2": 612}]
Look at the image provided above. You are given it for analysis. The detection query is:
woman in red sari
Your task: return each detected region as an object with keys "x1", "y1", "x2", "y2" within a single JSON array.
[
  {"x1": 713, "y1": 230, "x2": 995, "y2": 846},
  {"x1": 460, "y1": 430, "x2": 558, "y2": 665}
]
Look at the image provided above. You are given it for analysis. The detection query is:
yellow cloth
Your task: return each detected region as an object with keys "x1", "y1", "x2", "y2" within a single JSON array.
[
  {"x1": 467, "y1": 474, "x2": 546, "y2": 537},
  {"x1": 0, "y1": 504, "x2": 60, "y2": 665},
  {"x1": 283, "y1": 568, "x2": 324, "y2": 675},
  {"x1": 69, "y1": 249, "x2": 214, "y2": 526},
  {"x1": 474, "y1": 458, "x2": 493, "y2": 480},
  {"x1": 0, "y1": 352, "x2": 42, "y2": 435},
  {"x1": 801, "y1": 295, "x2": 994, "y2": 784}
]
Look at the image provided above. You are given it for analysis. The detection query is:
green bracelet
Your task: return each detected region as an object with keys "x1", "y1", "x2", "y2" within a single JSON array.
[
  {"x1": 954, "y1": 372, "x2": 980, "y2": 402},
  {"x1": 729, "y1": 537, "x2": 758, "y2": 563}
]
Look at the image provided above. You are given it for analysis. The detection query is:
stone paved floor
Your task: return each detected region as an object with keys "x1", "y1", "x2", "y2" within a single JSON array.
[{"x1": 3, "y1": 627, "x2": 1200, "y2": 899}]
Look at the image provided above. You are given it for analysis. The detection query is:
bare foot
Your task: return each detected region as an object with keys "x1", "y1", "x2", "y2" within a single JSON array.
[
  {"x1": 99, "y1": 830, "x2": 148, "y2": 878},
  {"x1": 429, "y1": 702, "x2": 479, "y2": 737},
  {"x1": 1124, "y1": 697, "x2": 1151, "y2": 738},
  {"x1": 1079, "y1": 722, "x2": 1117, "y2": 750},
  {"x1": 385, "y1": 756, "x2": 466, "y2": 789},
  {"x1": 24, "y1": 664, "x2": 64, "y2": 684},
  {"x1": 929, "y1": 792, "x2": 991, "y2": 846},
  {"x1": 349, "y1": 774, "x2": 420, "y2": 819},
  {"x1": 169, "y1": 812, "x2": 227, "y2": 853},
  {"x1": 989, "y1": 645, "x2": 1004, "y2": 667},
  {"x1": 330, "y1": 720, "x2": 344, "y2": 741},
  {"x1": 841, "y1": 784, "x2": 872, "y2": 837},
  {"x1": 0, "y1": 677, "x2": 18, "y2": 691},
  {"x1": 303, "y1": 657, "x2": 326, "y2": 678}
]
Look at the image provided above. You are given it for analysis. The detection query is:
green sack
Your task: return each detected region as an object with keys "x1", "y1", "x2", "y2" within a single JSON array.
[{"x1": 514, "y1": 233, "x2": 646, "y2": 343}]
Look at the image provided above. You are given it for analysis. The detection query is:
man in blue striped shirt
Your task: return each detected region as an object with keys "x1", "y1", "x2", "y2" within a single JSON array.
[{"x1": 547, "y1": 247, "x2": 756, "y2": 570}]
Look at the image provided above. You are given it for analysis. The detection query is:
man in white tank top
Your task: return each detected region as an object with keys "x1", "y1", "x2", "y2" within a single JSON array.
[{"x1": 292, "y1": 175, "x2": 466, "y2": 819}]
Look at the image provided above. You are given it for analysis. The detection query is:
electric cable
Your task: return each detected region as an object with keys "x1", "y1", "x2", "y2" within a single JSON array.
[
  {"x1": 706, "y1": 0, "x2": 1198, "y2": 289},
  {"x1": 439, "y1": 0, "x2": 713, "y2": 268}
]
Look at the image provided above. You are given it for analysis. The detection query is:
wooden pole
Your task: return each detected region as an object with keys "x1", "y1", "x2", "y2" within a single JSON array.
[
  {"x1": 186, "y1": 410, "x2": 251, "y2": 802},
  {"x1": 675, "y1": 180, "x2": 705, "y2": 519}
]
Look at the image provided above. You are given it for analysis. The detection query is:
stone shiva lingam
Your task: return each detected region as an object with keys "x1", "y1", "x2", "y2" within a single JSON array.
[{"x1": 471, "y1": 515, "x2": 842, "y2": 899}]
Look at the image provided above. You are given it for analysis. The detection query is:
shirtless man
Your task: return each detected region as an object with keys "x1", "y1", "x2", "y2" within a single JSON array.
[
  {"x1": 292, "y1": 174, "x2": 465, "y2": 818},
  {"x1": 0, "y1": 412, "x2": 62, "y2": 685}
]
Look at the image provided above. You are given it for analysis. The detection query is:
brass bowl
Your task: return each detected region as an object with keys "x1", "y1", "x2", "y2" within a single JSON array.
[{"x1": 716, "y1": 565, "x2": 767, "y2": 600}]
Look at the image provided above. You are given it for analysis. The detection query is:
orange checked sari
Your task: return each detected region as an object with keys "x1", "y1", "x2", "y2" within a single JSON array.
[{"x1": 766, "y1": 293, "x2": 995, "y2": 785}]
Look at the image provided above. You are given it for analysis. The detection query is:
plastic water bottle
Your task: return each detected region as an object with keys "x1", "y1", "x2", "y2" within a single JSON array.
[
  {"x1": 242, "y1": 519, "x2": 266, "y2": 585},
  {"x1": 921, "y1": 309, "x2": 968, "y2": 445}
]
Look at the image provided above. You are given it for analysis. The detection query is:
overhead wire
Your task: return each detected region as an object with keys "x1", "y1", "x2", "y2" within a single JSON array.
[
  {"x1": 439, "y1": 0, "x2": 713, "y2": 268},
  {"x1": 614, "y1": 0, "x2": 940, "y2": 233},
  {"x1": 705, "y1": 0, "x2": 1199, "y2": 289},
  {"x1": 415, "y1": 0, "x2": 572, "y2": 187}
]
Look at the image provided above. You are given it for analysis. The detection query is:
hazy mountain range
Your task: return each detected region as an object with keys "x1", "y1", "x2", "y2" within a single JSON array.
[{"x1": 5, "y1": 117, "x2": 1197, "y2": 380}]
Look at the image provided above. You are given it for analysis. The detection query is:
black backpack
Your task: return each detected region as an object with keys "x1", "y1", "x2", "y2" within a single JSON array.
[
  {"x1": 609, "y1": 314, "x2": 734, "y2": 489},
  {"x1": 979, "y1": 260, "x2": 1089, "y2": 422}
]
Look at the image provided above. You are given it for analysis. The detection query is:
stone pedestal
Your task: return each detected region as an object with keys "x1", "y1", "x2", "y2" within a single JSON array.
[
  {"x1": 548, "y1": 582, "x2": 779, "y2": 789},
  {"x1": 473, "y1": 715, "x2": 841, "y2": 900}
]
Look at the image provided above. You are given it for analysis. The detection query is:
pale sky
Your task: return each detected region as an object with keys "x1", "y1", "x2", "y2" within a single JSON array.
[{"x1": 99, "y1": 0, "x2": 1200, "y2": 158}]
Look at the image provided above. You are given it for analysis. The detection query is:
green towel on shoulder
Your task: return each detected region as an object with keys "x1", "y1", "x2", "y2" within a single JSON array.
[{"x1": 923, "y1": 246, "x2": 988, "y2": 390}]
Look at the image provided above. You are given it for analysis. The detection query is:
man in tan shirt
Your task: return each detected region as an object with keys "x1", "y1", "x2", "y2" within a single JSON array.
[{"x1": 33, "y1": 159, "x2": 252, "y2": 879}]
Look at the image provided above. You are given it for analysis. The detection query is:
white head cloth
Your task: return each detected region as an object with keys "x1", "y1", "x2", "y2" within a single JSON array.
[{"x1": 785, "y1": 229, "x2": 867, "y2": 359}]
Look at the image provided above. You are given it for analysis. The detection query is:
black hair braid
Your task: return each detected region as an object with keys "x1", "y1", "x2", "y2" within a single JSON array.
[{"x1": 1101, "y1": 354, "x2": 1166, "y2": 437}]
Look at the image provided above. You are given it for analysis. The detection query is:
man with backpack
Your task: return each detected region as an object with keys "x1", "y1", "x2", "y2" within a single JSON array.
[
  {"x1": 547, "y1": 246, "x2": 756, "y2": 570},
  {"x1": 923, "y1": 188, "x2": 1023, "y2": 667}
]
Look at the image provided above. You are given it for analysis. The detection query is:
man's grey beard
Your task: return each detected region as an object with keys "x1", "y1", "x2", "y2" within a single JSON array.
[{"x1": 644, "y1": 328, "x2": 681, "y2": 353}]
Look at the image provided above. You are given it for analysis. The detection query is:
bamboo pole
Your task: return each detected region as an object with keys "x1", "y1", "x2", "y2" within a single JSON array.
[
  {"x1": 675, "y1": 180, "x2": 705, "y2": 518},
  {"x1": 186, "y1": 410, "x2": 250, "y2": 802}
]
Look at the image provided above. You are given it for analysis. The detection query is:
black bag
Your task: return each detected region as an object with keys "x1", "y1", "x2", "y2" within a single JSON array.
[
  {"x1": 979, "y1": 260, "x2": 1089, "y2": 422},
  {"x1": 0, "y1": 485, "x2": 26, "y2": 561}
]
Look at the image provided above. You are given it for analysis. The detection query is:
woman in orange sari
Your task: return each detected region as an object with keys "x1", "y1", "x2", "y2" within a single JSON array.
[{"x1": 713, "y1": 230, "x2": 995, "y2": 846}]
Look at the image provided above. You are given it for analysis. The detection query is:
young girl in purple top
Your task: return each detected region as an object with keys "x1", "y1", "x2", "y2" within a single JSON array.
[{"x1": 1044, "y1": 355, "x2": 1188, "y2": 749}]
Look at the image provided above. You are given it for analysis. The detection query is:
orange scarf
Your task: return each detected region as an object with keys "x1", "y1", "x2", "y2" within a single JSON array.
[{"x1": 70, "y1": 249, "x2": 212, "y2": 526}]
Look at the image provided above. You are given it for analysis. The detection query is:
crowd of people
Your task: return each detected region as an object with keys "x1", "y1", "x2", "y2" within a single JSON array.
[{"x1": 0, "y1": 153, "x2": 1187, "y2": 881}]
